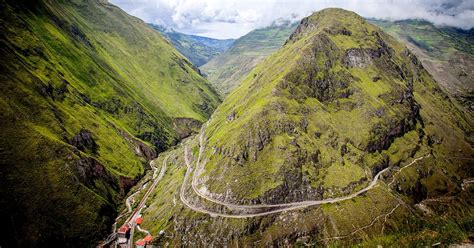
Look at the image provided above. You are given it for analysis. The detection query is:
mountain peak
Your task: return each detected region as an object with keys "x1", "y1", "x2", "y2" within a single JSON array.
[{"x1": 287, "y1": 8, "x2": 367, "y2": 43}]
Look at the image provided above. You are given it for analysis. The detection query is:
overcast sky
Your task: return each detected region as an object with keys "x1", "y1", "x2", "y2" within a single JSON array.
[{"x1": 110, "y1": 0, "x2": 474, "y2": 39}]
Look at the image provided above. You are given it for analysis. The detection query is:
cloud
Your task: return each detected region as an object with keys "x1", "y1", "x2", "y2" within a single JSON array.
[{"x1": 110, "y1": 0, "x2": 474, "y2": 39}]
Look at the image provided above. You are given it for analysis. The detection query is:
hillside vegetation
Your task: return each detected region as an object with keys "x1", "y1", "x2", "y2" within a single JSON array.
[
  {"x1": 139, "y1": 9, "x2": 474, "y2": 247},
  {"x1": 201, "y1": 21, "x2": 297, "y2": 95},
  {"x1": 202, "y1": 8, "x2": 472, "y2": 206},
  {"x1": 0, "y1": 0, "x2": 219, "y2": 246},
  {"x1": 150, "y1": 24, "x2": 234, "y2": 67}
]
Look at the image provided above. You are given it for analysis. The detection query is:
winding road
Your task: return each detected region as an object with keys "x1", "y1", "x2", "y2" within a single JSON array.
[{"x1": 180, "y1": 130, "x2": 430, "y2": 217}]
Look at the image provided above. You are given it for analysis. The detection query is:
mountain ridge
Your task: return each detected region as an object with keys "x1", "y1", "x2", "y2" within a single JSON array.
[
  {"x1": 0, "y1": 0, "x2": 220, "y2": 246},
  {"x1": 150, "y1": 23, "x2": 235, "y2": 66}
]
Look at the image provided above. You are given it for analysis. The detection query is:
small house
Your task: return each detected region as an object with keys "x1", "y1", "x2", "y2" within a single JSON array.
[
  {"x1": 136, "y1": 217, "x2": 143, "y2": 225},
  {"x1": 117, "y1": 224, "x2": 130, "y2": 244},
  {"x1": 136, "y1": 239, "x2": 146, "y2": 248},
  {"x1": 144, "y1": 234, "x2": 153, "y2": 243}
]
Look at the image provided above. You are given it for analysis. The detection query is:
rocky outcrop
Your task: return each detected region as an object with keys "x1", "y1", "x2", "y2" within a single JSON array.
[
  {"x1": 366, "y1": 113, "x2": 419, "y2": 153},
  {"x1": 343, "y1": 48, "x2": 372, "y2": 68},
  {"x1": 283, "y1": 34, "x2": 354, "y2": 103},
  {"x1": 173, "y1": 117, "x2": 202, "y2": 140},
  {"x1": 342, "y1": 38, "x2": 392, "y2": 68},
  {"x1": 70, "y1": 128, "x2": 98, "y2": 154},
  {"x1": 285, "y1": 17, "x2": 316, "y2": 44},
  {"x1": 119, "y1": 176, "x2": 141, "y2": 194},
  {"x1": 120, "y1": 130, "x2": 157, "y2": 161},
  {"x1": 73, "y1": 152, "x2": 139, "y2": 196},
  {"x1": 134, "y1": 142, "x2": 156, "y2": 161},
  {"x1": 259, "y1": 161, "x2": 325, "y2": 204},
  {"x1": 325, "y1": 27, "x2": 352, "y2": 36}
]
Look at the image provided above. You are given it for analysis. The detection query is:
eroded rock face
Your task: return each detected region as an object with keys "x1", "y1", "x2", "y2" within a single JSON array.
[
  {"x1": 259, "y1": 164, "x2": 325, "y2": 204},
  {"x1": 342, "y1": 32, "x2": 393, "y2": 68},
  {"x1": 173, "y1": 117, "x2": 202, "y2": 140},
  {"x1": 343, "y1": 48, "x2": 372, "y2": 68},
  {"x1": 121, "y1": 130, "x2": 157, "y2": 161},
  {"x1": 325, "y1": 27, "x2": 352, "y2": 36},
  {"x1": 119, "y1": 176, "x2": 141, "y2": 194},
  {"x1": 70, "y1": 128, "x2": 98, "y2": 154},
  {"x1": 286, "y1": 17, "x2": 316, "y2": 44},
  {"x1": 135, "y1": 142, "x2": 156, "y2": 161}
]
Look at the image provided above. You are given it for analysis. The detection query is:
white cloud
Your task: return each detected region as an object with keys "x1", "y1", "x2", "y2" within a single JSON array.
[{"x1": 110, "y1": 0, "x2": 474, "y2": 39}]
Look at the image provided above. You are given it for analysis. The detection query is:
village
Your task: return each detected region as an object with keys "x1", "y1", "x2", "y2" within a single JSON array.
[
  {"x1": 100, "y1": 158, "x2": 168, "y2": 248},
  {"x1": 116, "y1": 213, "x2": 161, "y2": 248}
]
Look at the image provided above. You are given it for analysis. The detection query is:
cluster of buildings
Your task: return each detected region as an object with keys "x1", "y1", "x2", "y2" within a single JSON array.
[
  {"x1": 135, "y1": 234, "x2": 153, "y2": 248},
  {"x1": 116, "y1": 215, "x2": 155, "y2": 248}
]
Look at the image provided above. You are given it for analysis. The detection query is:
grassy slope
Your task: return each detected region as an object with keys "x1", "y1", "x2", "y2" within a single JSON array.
[
  {"x1": 139, "y1": 9, "x2": 473, "y2": 247},
  {"x1": 149, "y1": 24, "x2": 235, "y2": 67},
  {"x1": 200, "y1": 22, "x2": 297, "y2": 95},
  {"x1": 0, "y1": 0, "x2": 219, "y2": 246},
  {"x1": 369, "y1": 19, "x2": 474, "y2": 115}
]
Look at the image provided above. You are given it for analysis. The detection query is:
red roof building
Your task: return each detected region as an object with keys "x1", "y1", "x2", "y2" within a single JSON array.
[
  {"x1": 136, "y1": 239, "x2": 146, "y2": 248},
  {"x1": 136, "y1": 217, "x2": 143, "y2": 225},
  {"x1": 117, "y1": 224, "x2": 130, "y2": 234},
  {"x1": 144, "y1": 235, "x2": 153, "y2": 243}
]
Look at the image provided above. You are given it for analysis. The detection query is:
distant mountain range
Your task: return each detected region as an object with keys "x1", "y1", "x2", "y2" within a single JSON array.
[
  {"x1": 200, "y1": 21, "x2": 298, "y2": 95},
  {"x1": 149, "y1": 24, "x2": 235, "y2": 67}
]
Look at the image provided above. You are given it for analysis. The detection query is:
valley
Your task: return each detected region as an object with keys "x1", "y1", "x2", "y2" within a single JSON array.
[
  {"x1": 149, "y1": 24, "x2": 235, "y2": 67},
  {"x1": 0, "y1": 1, "x2": 473, "y2": 247},
  {"x1": 107, "y1": 8, "x2": 473, "y2": 247}
]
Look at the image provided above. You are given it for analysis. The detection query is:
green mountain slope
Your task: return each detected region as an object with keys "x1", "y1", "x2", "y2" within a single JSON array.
[
  {"x1": 369, "y1": 19, "x2": 474, "y2": 114},
  {"x1": 149, "y1": 24, "x2": 235, "y2": 67},
  {"x1": 202, "y1": 7, "x2": 472, "y2": 208},
  {"x1": 0, "y1": 0, "x2": 220, "y2": 246},
  {"x1": 139, "y1": 9, "x2": 474, "y2": 246},
  {"x1": 201, "y1": 21, "x2": 297, "y2": 95}
]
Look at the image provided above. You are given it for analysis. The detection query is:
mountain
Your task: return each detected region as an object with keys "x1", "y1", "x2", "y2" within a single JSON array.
[
  {"x1": 201, "y1": 21, "x2": 298, "y2": 95},
  {"x1": 149, "y1": 24, "x2": 235, "y2": 67},
  {"x1": 369, "y1": 19, "x2": 474, "y2": 114},
  {"x1": 139, "y1": 9, "x2": 473, "y2": 246},
  {"x1": 0, "y1": 0, "x2": 220, "y2": 246},
  {"x1": 202, "y1": 18, "x2": 474, "y2": 111}
]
